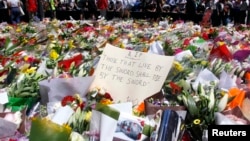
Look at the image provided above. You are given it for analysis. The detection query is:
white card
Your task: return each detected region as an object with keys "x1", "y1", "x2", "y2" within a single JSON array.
[{"x1": 0, "y1": 89, "x2": 8, "y2": 104}]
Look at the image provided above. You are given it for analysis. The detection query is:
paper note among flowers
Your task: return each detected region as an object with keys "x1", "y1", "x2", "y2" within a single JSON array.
[
  {"x1": 91, "y1": 43, "x2": 174, "y2": 104},
  {"x1": 0, "y1": 88, "x2": 8, "y2": 105}
]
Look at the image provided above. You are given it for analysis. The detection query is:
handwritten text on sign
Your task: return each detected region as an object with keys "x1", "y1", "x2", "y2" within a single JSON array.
[{"x1": 91, "y1": 44, "x2": 174, "y2": 104}]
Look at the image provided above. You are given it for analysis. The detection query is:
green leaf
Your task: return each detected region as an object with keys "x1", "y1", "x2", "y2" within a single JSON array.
[{"x1": 186, "y1": 94, "x2": 199, "y2": 117}]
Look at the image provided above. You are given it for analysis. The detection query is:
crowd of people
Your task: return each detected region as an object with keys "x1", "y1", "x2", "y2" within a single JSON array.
[{"x1": 1, "y1": 0, "x2": 250, "y2": 26}]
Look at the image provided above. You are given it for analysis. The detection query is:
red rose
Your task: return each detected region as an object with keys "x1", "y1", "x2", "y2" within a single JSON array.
[
  {"x1": 61, "y1": 95, "x2": 75, "y2": 106},
  {"x1": 104, "y1": 93, "x2": 113, "y2": 101},
  {"x1": 182, "y1": 131, "x2": 191, "y2": 141},
  {"x1": 66, "y1": 22, "x2": 73, "y2": 29},
  {"x1": 183, "y1": 38, "x2": 191, "y2": 46},
  {"x1": 137, "y1": 133, "x2": 142, "y2": 140},
  {"x1": 78, "y1": 101, "x2": 85, "y2": 110},
  {"x1": 202, "y1": 33, "x2": 209, "y2": 40},
  {"x1": 58, "y1": 54, "x2": 83, "y2": 72}
]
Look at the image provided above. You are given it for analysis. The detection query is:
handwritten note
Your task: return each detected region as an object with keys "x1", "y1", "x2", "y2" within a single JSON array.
[{"x1": 91, "y1": 44, "x2": 174, "y2": 104}]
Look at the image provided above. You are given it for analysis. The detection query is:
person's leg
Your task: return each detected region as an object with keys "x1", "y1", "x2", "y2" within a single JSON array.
[
  {"x1": 247, "y1": 10, "x2": 250, "y2": 25},
  {"x1": 16, "y1": 11, "x2": 21, "y2": 23},
  {"x1": 11, "y1": 8, "x2": 19, "y2": 24},
  {"x1": 52, "y1": 10, "x2": 56, "y2": 19},
  {"x1": 100, "y1": 9, "x2": 106, "y2": 19},
  {"x1": 80, "y1": 9, "x2": 84, "y2": 20}
]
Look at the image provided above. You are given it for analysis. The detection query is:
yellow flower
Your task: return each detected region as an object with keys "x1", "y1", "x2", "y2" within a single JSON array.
[
  {"x1": 173, "y1": 61, "x2": 183, "y2": 72},
  {"x1": 74, "y1": 94, "x2": 82, "y2": 103},
  {"x1": 127, "y1": 33, "x2": 133, "y2": 38},
  {"x1": 23, "y1": 56, "x2": 29, "y2": 62},
  {"x1": 16, "y1": 27, "x2": 21, "y2": 32},
  {"x1": 100, "y1": 98, "x2": 113, "y2": 105},
  {"x1": 120, "y1": 43, "x2": 125, "y2": 49},
  {"x1": 68, "y1": 40, "x2": 75, "y2": 49},
  {"x1": 50, "y1": 49, "x2": 59, "y2": 60},
  {"x1": 193, "y1": 119, "x2": 201, "y2": 125},
  {"x1": 62, "y1": 123, "x2": 72, "y2": 132},
  {"x1": 85, "y1": 111, "x2": 92, "y2": 122},
  {"x1": 48, "y1": 34, "x2": 56, "y2": 41},
  {"x1": 25, "y1": 67, "x2": 37, "y2": 74},
  {"x1": 217, "y1": 41, "x2": 225, "y2": 46},
  {"x1": 201, "y1": 60, "x2": 208, "y2": 66},
  {"x1": 20, "y1": 64, "x2": 30, "y2": 73},
  {"x1": 6, "y1": 26, "x2": 13, "y2": 30},
  {"x1": 22, "y1": 38, "x2": 28, "y2": 44}
]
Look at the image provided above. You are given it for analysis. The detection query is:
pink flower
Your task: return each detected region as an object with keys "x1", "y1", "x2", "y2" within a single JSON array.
[{"x1": 174, "y1": 48, "x2": 183, "y2": 55}]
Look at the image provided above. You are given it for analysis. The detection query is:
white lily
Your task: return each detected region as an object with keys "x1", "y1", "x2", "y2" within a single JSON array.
[
  {"x1": 208, "y1": 86, "x2": 215, "y2": 111},
  {"x1": 217, "y1": 93, "x2": 229, "y2": 112}
]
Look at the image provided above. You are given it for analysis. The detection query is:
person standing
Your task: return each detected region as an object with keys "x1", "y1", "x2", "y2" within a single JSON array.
[
  {"x1": 77, "y1": 0, "x2": 88, "y2": 20},
  {"x1": 211, "y1": 0, "x2": 224, "y2": 26},
  {"x1": 185, "y1": 0, "x2": 197, "y2": 23},
  {"x1": 37, "y1": 0, "x2": 44, "y2": 21},
  {"x1": 26, "y1": 0, "x2": 38, "y2": 21},
  {"x1": 115, "y1": 0, "x2": 123, "y2": 18},
  {"x1": 155, "y1": 0, "x2": 163, "y2": 21},
  {"x1": 0, "y1": 0, "x2": 8, "y2": 22},
  {"x1": 48, "y1": 0, "x2": 57, "y2": 19},
  {"x1": 232, "y1": 0, "x2": 241, "y2": 25},
  {"x1": 88, "y1": 0, "x2": 97, "y2": 19},
  {"x1": 97, "y1": 0, "x2": 108, "y2": 19},
  {"x1": 7, "y1": 0, "x2": 22, "y2": 24},
  {"x1": 107, "y1": 0, "x2": 115, "y2": 19},
  {"x1": 247, "y1": 0, "x2": 250, "y2": 24},
  {"x1": 239, "y1": 0, "x2": 247, "y2": 24}
]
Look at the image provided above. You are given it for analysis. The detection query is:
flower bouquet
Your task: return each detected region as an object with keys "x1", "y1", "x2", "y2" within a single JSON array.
[
  {"x1": 6, "y1": 72, "x2": 47, "y2": 112},
  {"x1": 29, "y1": 117, "x2": 72, "y2": 141}
]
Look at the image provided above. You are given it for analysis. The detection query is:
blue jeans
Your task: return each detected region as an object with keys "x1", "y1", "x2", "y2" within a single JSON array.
[{"x1": 10, "y1": 7, "x2": 21, "y2": 24}]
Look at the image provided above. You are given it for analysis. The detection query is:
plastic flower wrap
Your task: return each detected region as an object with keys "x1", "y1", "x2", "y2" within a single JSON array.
[
  {"x1": 38, "y1": 76, "x2": 94, "y2": 105},
  {"x1": 6, "y1": 72, "x2": 47, "y2": 112},
  {"x1": 29, "y1": 117, "x2": 72, "y2": 141},
  {"x1": 208, "y1": 41, "x2": 233, "y2": 62}
]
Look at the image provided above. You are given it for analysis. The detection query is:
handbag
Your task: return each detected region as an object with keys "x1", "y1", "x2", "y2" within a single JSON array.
[{"x1": 19, "y1": 6, "x2": 25, "y2": 16}]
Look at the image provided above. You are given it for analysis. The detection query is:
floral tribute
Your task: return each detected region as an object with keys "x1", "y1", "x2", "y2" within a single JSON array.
[
  {"x1": 0, "y1": 18, "x2": 249, "y2": 141},
  {"x1": 61, "y1": 94, "x2": 85, "y2": 110}
]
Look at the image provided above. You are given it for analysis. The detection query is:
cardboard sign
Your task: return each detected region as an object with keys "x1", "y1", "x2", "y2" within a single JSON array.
[{"x1": 91, "y1": 44, "x2": 174, "y2": 104}]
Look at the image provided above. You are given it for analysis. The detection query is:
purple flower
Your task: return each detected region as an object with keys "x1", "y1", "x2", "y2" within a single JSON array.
[{"x1": 233, "y1": 50, "x2": 250, "y2": 62}]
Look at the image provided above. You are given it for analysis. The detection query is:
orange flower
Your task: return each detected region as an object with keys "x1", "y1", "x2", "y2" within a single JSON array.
[
  {"x1": 227, "y1": 87, "x2": 246, "y2": 109},
  {"x1": 100, "y1": 98, "x2": 113, "y2": 105},
  {"x1": 245, "y1": 72, "x2": 250, "y2": 81},
  {"x1": 136, "y1": 102, "x2": 145, "y2": 114}
]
